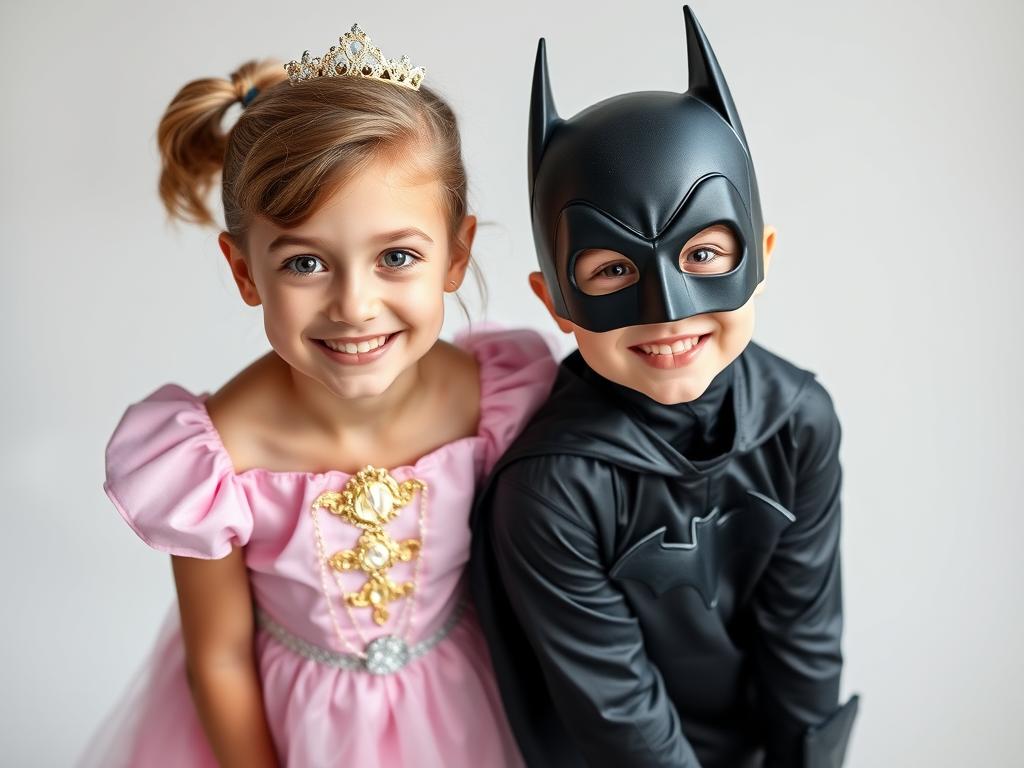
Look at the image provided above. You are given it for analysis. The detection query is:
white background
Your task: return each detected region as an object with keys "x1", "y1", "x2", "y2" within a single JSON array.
[{"x1": 2, "y1": 0, "x2": 1022, "y2": 765}]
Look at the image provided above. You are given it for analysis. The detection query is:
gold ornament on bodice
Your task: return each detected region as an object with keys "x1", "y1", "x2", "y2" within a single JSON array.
[{"x1": 312, "y1": 467, "x2": 425, "y2": 625}]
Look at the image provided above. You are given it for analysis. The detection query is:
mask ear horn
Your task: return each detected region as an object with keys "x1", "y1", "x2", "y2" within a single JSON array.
[
  {"x1": 684, "y1": 5, "x2": 748, "y2": 147},
  {"x1": 529, "y1": 38, "x2": 562, "y2": 197}
]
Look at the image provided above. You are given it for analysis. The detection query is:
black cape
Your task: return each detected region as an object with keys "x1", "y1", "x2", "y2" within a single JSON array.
[{"x1": 469, "y1": 341, "x2": 858, "y2": 768}]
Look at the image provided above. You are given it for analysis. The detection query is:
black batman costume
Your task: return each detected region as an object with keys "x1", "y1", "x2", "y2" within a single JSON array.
[{"x1": 469, "y1": 7, "x2": 858, "y2": 767}]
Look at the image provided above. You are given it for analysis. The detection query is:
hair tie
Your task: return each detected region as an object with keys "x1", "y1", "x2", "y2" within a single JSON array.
[{"x1": 241, "y1": 86, "x2": 260, "y2": 107}]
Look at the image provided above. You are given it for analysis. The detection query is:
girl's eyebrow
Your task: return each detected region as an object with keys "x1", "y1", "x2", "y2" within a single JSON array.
[
  {"x1": 370, "y1": 227, "x2": 434, "y2": 245},
  {"x1": 268, "y1": 234, "x2": 330, "y2": 252},
  {"x1": 267, "y1": 228, "x2": 434, "y2": 252}
]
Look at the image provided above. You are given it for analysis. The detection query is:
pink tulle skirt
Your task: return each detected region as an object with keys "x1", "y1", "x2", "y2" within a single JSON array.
[{"x1": 78, "y1": 606, "x2": 524, "y2": 767}]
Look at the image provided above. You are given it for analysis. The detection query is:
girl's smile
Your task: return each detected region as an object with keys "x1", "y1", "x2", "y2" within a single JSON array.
[{"x1": 313, "y1": 331, "x2": 402, "y2": 366}]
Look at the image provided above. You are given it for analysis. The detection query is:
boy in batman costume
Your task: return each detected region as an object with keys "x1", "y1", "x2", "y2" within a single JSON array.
[{"x1": 469, "y1": 7, "x2": 859, "y2": 768}]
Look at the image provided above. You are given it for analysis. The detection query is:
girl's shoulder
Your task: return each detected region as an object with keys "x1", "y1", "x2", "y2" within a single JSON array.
[
  {"x1": 202, "y1": 351, "x2": 294, "y2": 474},
  {"x1": 103, "y1": 380, "x2": 254, "y2": 560},
  {"x1": 453, "y1": 326, "x2": 560, "y2": 472}
]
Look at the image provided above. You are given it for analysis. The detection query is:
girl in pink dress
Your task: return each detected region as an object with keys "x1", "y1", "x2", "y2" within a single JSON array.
[{"x1": 80, "y1": 25, "x2": 556, "y2": 768}]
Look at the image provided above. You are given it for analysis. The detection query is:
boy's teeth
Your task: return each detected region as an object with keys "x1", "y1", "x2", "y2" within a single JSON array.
[
  {"x1": 639, "y1": 336, "x2": 702, "y2": 355},
  {"x1": 323, "y1": 335, "x2": 388, "y2": 354}
]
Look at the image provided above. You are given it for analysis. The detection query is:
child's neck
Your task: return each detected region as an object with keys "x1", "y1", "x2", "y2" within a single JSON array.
[
  {"x1": 207, "y1": 341, "x2": 480, "y2": 474},
  {"x1": 284, "y1": 355, "x2": 428, "y2": 441}
]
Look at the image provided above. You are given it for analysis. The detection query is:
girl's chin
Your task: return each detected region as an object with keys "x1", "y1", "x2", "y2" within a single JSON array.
[{"x1": 323, "y1": 376, "x2": 400, "y2": 400}]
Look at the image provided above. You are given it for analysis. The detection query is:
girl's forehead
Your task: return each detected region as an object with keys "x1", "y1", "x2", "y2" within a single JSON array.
[
  {"x1": 330, "y1": 155, "x2": 444, "y2": 211},
  {"x1": 251, "y1": 157, "x2": 448, "y2": 251}
]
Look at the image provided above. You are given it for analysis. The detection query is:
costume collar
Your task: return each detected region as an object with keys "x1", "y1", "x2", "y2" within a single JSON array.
[
  {"x1": 578, "y1": 357, "x2": 735, "y2": 460},
  {"x1": 492, "y1": 340, "x2": 815, "y2": 478}
]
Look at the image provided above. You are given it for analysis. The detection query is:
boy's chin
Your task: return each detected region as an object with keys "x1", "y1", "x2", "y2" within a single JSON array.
[
  {"x1": 577, "y1": 351, "x2": 714, "y2": 405},
  {"x1": 630, "y1": 378, "x2": 713, "y2": 405}
]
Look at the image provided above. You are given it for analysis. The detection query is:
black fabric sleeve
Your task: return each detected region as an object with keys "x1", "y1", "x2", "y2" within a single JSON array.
[
  {"x1": 751, "y1": 380, "x2": 851, "y2": 767},
  {"x1": 489, "y1": 457, "x2": 701, "y2": 768}
]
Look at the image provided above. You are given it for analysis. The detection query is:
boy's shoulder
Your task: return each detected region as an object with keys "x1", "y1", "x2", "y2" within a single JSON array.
[
  {"x1": 741, "y1": 339, "x2": 834, "y2": 399},
  {"x1": 740, "y1": 341, "x2": 840, "y2": 456}
]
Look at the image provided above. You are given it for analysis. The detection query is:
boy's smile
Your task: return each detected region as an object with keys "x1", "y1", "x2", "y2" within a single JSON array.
[{"x1": 630, "y1": 331, "x2": 712, "y2": 369}]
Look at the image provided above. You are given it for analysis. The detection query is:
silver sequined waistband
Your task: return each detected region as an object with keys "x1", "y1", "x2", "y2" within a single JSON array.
[{"x1": 255, "y1": 596, "x2": 467, "y2": 673}]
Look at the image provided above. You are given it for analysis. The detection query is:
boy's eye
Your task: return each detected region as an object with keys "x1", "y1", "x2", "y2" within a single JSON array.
[
  {"x1": 379, "y1": 250, "x2": 418, "y2": 269},
  {"x1": 678, "y1": 225, "x2": 741, "y2": 274},
  {"x1": 285, "y1": 255, "x2": 326, "y2": 275},
  {"x1": 574, "y1": 249, "x2": 640, "y2": 296},
  {"x1": 680, "y1": 246, "x2": 739, "y2": 274},
  {"x1": 599, "y1": 262, "x2": 635, "y2": 279}
]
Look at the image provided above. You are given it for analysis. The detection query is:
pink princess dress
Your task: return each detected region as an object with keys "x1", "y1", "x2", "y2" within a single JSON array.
[{"x1": 80, "y1": 328, "x2": 557, "y2": 768}]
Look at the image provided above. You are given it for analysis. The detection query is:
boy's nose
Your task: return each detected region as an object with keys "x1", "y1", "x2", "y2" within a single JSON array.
[{"x1": 640, "y1": 258, "x2": 697, "y2": 325}]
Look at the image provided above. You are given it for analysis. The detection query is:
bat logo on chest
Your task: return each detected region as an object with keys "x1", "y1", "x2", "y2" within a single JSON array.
[{"x1": 609, "y1": 490, "x2": 794, "y2": 609}]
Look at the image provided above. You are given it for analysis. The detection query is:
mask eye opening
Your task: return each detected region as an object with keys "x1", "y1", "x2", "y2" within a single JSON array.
[
  {"x1": 676, "y1": 223, "x2": 744, "y2": 277},
  {"x1": 572, "y1": 248, "x2": 641, "y2": 297}
]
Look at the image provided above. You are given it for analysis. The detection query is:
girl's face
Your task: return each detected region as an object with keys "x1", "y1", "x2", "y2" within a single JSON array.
[
  {"x1": 222, "y1": 156, "x2": 473, "y2": 401},
  {"x1": 532, "y1": 225, "x2": 775, "y2": 405}
]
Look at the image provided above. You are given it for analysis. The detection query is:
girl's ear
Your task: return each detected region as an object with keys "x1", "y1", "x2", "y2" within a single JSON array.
[
  {"x1": 445, "y1": 215, "x2": 477, "y2": 291},
  {"x1": 753, "y1": 225, "x2": 777, "y2": 298},
  {"x1": 219, "y1": 232, "x2": 261, "y2": 307}
]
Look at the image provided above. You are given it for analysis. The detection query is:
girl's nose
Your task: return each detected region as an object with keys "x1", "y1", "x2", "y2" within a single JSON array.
[{"x1": 328, "y1": 271, "x2": 381, "y2": 325}]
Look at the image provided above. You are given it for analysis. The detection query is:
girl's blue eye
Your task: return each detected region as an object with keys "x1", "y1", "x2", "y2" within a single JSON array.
[
  {"x1": 379, "y1": 250, "x2": 418, "y2": 270},
  {"x1": 284, "y1": 255, "x2": 326, "y2": 276}
]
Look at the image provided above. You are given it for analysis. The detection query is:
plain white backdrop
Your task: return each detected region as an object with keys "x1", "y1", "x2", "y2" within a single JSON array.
[{"x1": 2, "y1": 0, "x2": 1022, "y2": 764}]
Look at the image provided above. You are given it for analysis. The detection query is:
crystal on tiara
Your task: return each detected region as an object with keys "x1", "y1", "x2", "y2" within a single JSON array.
[{"x1": 285, "y1": 24, "x2": 426, "y2": 91}]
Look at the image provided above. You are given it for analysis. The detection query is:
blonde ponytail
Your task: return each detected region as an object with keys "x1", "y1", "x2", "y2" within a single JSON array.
[
  {"x1": 156, "y1": 58, "x2": 470, "y2": 247},
  {"x1": 157, "y1": 60, "x2": 287, "y2": 225}
]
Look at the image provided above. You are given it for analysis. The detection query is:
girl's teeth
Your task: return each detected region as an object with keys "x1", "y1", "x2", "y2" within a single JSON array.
[
  {"x1": 324, "y1": 335, "x2": 389, "y2": 354},
  {"x1": 671, "y1": 340, "x2": 686, "y2": 354}
]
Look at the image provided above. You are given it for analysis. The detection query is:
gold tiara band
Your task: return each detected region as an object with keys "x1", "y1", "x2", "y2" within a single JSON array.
[{"x1": 285, "y1": 24, "x2": 426, "y2": 91}]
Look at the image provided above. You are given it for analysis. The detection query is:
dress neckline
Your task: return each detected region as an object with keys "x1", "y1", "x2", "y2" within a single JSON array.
[
  {"x1": 195, "y1": 399, "x2": 485, "y2": 481},
  {"x1": 193, "y1": 335, "x2": 496, "y2": 482}
]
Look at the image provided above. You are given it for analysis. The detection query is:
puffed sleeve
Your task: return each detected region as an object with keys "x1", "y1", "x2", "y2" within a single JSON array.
[
  {"x1": 457, "y1": 327, "x2": 559, "y2": 475},
  {"x1": 103, "y1": 384, "x2": 254, "y2": 560}
]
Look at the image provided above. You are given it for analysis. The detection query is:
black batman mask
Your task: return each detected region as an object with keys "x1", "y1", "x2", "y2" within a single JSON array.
[{"x1": 529, "y1": 6, "x2": 764, "y2": 333}]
